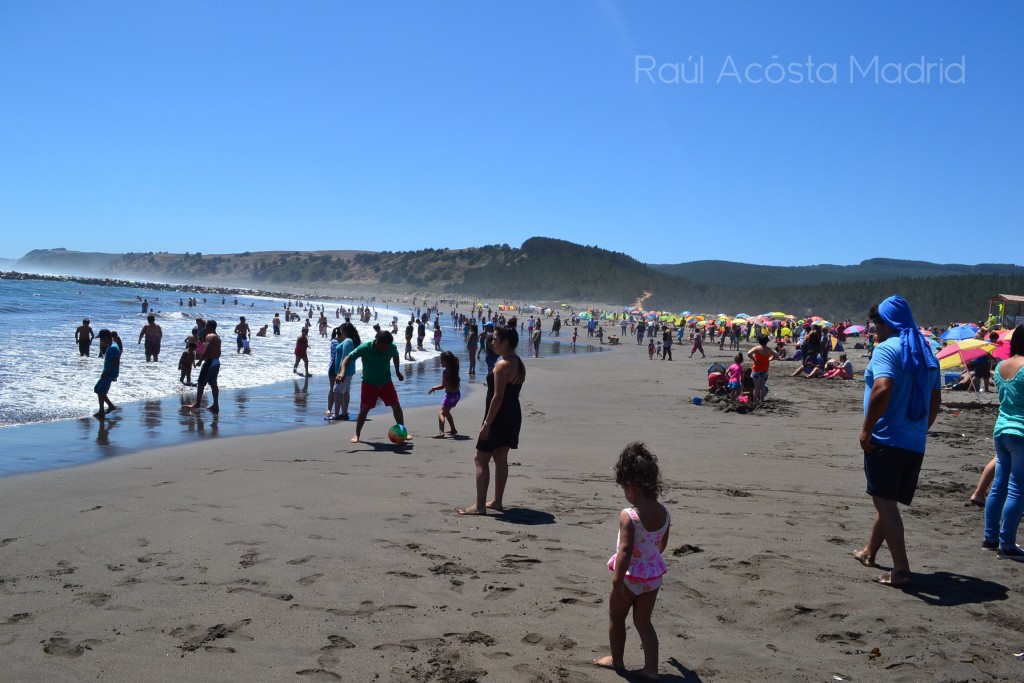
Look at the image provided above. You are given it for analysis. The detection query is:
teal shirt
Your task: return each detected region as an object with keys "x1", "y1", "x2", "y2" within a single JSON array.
[
  {"x1": 347, "y1": 340, "x2": 398, "y2": 386},
  {"x1": 994, "y1": 361, "x2": 1024, "y2": 438},
  {"x1": 334, "y1": 338, "x2": 357, "y2": 378}
]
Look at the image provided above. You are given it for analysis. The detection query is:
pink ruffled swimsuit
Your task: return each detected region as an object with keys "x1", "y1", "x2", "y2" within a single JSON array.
[{"x1": 608, "y1": 507, "x2": 670, "y2": 595}]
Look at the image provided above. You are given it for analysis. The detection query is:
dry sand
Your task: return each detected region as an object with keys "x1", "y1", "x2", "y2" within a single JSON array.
[{"x1": 1, "y1": 336, "x2": 1021, "y2": 682}]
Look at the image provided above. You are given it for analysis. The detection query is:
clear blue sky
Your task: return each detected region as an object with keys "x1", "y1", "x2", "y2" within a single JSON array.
[{"x1": 1, "y1": 1, "x2": 1020, "y2": 266}]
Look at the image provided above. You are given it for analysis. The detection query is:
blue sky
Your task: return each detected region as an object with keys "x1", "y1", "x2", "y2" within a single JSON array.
[{"x1": 1, "y1": 1, "x2": 1020, "y2": 266}]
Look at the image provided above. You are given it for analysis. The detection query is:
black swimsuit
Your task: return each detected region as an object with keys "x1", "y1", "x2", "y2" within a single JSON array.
[{"x1": 476, "y1": 356, "x2": 525, "y2": 453}]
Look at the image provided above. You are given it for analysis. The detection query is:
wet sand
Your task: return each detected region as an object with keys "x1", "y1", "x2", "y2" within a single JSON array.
[
  {"x1": 0, "y1": 335, "x2": 1019, "y2": 681},
  {"x1": 1, "y1": 334, "x2": 605, "y2": 477}
]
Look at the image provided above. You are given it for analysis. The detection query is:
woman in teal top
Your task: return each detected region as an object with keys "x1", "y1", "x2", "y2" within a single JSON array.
[{"x1": 984, "y1": 325, "x2": 1024, "y2": 560}]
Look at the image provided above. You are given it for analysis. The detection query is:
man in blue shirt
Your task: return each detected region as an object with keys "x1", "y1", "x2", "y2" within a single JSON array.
[
  {"x1": 94, "y1": 329, "x2": 121, "y2": 419},
  {"x1": 854, "y1": 296, "x2": 941, "y2": 588}
]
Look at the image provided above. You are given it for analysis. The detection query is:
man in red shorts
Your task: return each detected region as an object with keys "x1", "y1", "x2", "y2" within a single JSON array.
[{"x1": 340, "y1": 330, "x2": 407, "y2": 443}]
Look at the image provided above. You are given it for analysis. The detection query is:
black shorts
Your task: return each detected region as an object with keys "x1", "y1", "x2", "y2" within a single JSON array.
[{"x1": 864, "y1": 445, "x2": 924, "y2": 505}]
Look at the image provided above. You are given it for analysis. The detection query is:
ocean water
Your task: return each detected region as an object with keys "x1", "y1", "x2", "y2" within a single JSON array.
[
  {"x1": 0, "y1": 276, "x2": 607, "y2": 476},
  {"x1": 0, "y1": 277, "x2": 433, "y2": 427}
]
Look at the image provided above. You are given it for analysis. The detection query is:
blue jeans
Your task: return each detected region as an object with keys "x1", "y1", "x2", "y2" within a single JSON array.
[{"x1": 984, "y1": 434, "x2": 1024, "y2": 550}]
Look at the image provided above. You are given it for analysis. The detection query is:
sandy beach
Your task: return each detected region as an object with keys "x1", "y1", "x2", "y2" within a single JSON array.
[{"x1": 1, "y1": 336, "x2": 1020, "y2": 682}]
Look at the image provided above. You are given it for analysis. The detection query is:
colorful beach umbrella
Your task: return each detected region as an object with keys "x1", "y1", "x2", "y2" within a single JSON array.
[
  {"x1": 940, "y1": 326, "x2": 979, "y2": 342},
  {"x1": 936, "y1": 339, "x2": 995, "y2": 370},
  {"x1": 845, "y1": 324, "x2": 865, "y2": 335}
]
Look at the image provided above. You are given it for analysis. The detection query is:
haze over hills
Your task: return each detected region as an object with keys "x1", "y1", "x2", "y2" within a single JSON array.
[{"x1": 8, "y1": 240, "x2": 1024, "y2": 324}]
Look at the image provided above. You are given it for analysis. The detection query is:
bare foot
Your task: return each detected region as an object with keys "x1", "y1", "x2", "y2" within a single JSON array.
[
  {"x1": 485, "y1": 501, "x2": 504, "y2": 512},
  {"x1": 187, "y1": 403, "x2": 200, "y2": 411},
  {"x1": 593, "y1": 656, "x2": 625, "y2": 673},
  {"x1": 457, "y1": 505, "x2": 486, "y2": 516},
  {"x1": 877, "y1": 570, "x2": 912, "y2": 588},
  {"x1": 431, "y1": 433, "x2": 446, "y2": 439},
  {"x1": 969, "y1": 497, "x2": 985, "y2": 508},
  {"x1": 93, "y1": 411, "x2": 106, "y2": 420},
  {"x1": 209, "y1": 405, "x2": 219, "y2": 413},
  {"x1": 447, "y1": 429, "x2": 458, "y2": 435},
  {"x1": 105, "y1": 406, "x2": 119, "y2": 415},
  {"x1": 853, "y1": 549, "x2": 875, "y2": 567},
  {"x1": 349, "y1": 435, "x2": 360, "y2": 444}
]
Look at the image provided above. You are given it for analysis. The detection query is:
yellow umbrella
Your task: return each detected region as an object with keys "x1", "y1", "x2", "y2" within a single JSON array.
[{"x1": 937, "y1": 339, "x2": 995, "y2": 371}]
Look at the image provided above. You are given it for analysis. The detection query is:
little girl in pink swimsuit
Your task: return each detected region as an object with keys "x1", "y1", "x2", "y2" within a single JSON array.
[{"x1": 595, "y1": 442, "x2": 671, "y2": 681}]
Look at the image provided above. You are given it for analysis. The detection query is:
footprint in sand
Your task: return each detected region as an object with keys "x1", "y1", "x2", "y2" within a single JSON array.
[
  {"x1": 500, "y1": 554, "x2": 541, "y2": 570},
  {"x1": 318, "y1": 634, "x2": 355, "y2": 666},
  {"x1": 287, "y1": 555, "x2": 315, "y2": 565},
  {"x1": 2, "y1": 612, "x2": 33, "y2": 625},
  {"x1": 41, "y1": 637, "x2": 103, "y2": 658},
  {"x1": 671, "y1": 544, "x2": 705, "y2": 556},
  {"x1": 484, "y1": 585, "x2": 517, "y2": 600},
  {"x1": 297, "y1": 574, "x2": 323, "y2": 586},
  {"x1": 46, "y1": 561, "x2": 76, "y2": 577},
  {"x1": 296, "y1": 670, "x2": 342, "y2": 680},
  {"x1": 443, "y1": 631, "x2": 496, "y2": 646},
  {"x1": 520, "y1": 633, "x2": 576, "y2": 651},
  {"x1": 78, "y1": 506, "x2": 102, "y2": 513},
  {"x1": 75, "y1": 592, "x2": 111, "y2": 607},
  {"x1": 429, "y1": 562, "x2": 476, "y2": 576},
  {"x1": 0, "y1": 538, "x2": 18, "y2": 547},
  {"x1": 239, "y1": 550, "x2": 260, "y2": 568},
  {"x1": 106, "y1": 564, "x2": 125, "y2": 572},
  {"x1": 385, "y1": 571, "x2": 422, "y2": 579},
  {"x1": 171, "y1": 619, "x2": 252, "y2": 652},
  {"x1": 226, "y1": 587, "x2": 293, "y2": 601}
]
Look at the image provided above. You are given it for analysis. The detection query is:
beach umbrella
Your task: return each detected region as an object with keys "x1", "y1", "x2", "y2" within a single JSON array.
[
  {"x1": 845, "y1": 324, "x2": 865, "y2": 335},
  {"x1": 919, "y1": 327, "x2": 934, "y2": 337},
  {"x1": 940, "y1": 326, "x2": 979, "y2": 342},
  {"x1": 997, "y1": 329, "x2": 1013, "y2": 342},
  {"x1": 993, "y1": 341, "x2": 1012, "y2": 361},
  {"x1": 936, "y1": 339, "x2": 995, "y2": 370},
  {"x1": 780, "y1": 327, "x2": 792, "y2": 338},
  {"x1": 681, "y1": 310, "x2": 692, "y2": 316},
  {"x1": 734, "y1": 313, "x2": 750, "y2": 319},
  {"x1": 770, "y1": 311, "x2": 787, "y2": 319}
]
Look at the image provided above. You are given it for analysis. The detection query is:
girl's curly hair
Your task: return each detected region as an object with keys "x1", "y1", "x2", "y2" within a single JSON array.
[{"x1": 614, "y1": 441, "x2": 664, "y2": 499}]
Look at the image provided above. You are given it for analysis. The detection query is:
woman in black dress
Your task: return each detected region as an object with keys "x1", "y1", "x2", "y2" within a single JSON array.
[{"x1": 458, "y1": 326, "x2": 526, "y2": 515}]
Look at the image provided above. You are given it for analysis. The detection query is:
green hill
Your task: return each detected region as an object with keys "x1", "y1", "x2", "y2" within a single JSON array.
[{"x1": 11, "y1": 243, "x2": 1024, "y2": 324}]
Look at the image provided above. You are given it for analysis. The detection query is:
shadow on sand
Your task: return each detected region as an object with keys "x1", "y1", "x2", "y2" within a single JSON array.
[
  {"x1": 899, "y1": 570, "x2": 1009, "y2": 606},
  {"x1": 493, "y1": 507, "x2": 555, "y2": 525}
]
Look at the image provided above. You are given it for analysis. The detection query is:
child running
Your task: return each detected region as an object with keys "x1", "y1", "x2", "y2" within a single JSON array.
[
  {"x1": 428, "y1": 350, "x2": 461, "y2": 438},
  {"x1": 596, "y1": 442, "x2": 670, "y2": 681}
]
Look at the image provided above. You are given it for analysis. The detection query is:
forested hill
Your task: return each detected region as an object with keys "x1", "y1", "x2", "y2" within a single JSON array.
[
  {"x1": 11, "y1": 242, "x2": 1024, "y2": 323},
  {"x1": 651, "y1": 258, "x2": 1024, "y2": 287}
]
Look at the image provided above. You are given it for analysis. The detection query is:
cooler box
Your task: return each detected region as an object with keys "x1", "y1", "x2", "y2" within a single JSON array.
[{"x1": 944, "y1": 372, "x2": 961, "y2": 386}]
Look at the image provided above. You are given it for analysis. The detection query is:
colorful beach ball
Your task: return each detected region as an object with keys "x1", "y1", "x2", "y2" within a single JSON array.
[{"x1": 388, "y1": 424, "x2": 409, "y2": 444}]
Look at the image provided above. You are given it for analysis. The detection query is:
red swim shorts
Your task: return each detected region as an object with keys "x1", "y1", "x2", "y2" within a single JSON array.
[{"x1": 360, "y1": 381, "x2": 400, "y2": 412}]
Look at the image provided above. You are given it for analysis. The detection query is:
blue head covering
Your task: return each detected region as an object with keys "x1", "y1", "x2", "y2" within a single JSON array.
[{"x1": 877, "y1": 295, "x2": 938, "y2": 420}]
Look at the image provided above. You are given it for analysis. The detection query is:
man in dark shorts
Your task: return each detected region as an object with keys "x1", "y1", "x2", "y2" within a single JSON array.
[
  {"x1": 341, "y1": 330, "x2": 406, "y2": 444},
  {"x1": 188, "y1": 319, "x2": 222, "y2": 413},
  {"x1": 854, "y1": 296, "x2": 941, "y2": 588},
  {"x1": 138, "y1": 314, "x2": 163, "y2": 362},
  {"x1": 76, "y1": 318, "x2": 94, "y2": 356},
  {"x1": 234, "y1": 316, "x2": 250, "y2": 353}
]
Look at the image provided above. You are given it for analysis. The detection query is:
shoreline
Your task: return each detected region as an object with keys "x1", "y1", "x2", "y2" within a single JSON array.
[{"x1": 0, "y1": 335, "x2": 609, "y2": 478}]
